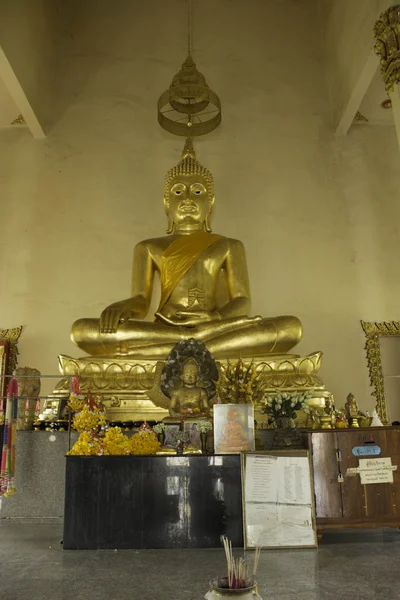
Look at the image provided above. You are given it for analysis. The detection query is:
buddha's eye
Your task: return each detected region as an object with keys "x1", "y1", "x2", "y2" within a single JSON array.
[
  {"x1": 192, "y1": 185, "x2": 206, "y2": 195},
  {"x1": 175, "y1": 190, "x2": 182, "y2": 195}
]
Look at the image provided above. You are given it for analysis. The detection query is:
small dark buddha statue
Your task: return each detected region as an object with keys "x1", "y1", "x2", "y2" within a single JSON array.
[{"x1": 169, "y1": 357, "x2": 210, "y2": 418}]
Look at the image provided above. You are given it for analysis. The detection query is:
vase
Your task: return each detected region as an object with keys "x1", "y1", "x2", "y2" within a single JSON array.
[
  {"x1": 275, "y1": 417, "x2": 295, "y2": 429},
  {"x1": 272, "y1": 418, "x2": 302, "y2": 448},
  {"x1": 157, "y1": 432, "x2": 165, "y2": 446},
  {"x1": 200, "y1": 432, "x2": 208, "y2": 454},
  {"x1": 205, "y1": 578, "x2": 262, "y2": 600}
]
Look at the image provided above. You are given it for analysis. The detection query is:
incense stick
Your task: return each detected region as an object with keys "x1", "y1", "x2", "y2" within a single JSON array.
[{"x1": 221, "y1": 536, "x2": 261, "y2": 590}]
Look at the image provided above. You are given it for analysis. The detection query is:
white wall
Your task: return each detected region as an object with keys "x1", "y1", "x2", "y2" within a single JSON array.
[{"x1": 1, "y1": 0, "x2": 399, "y2": 407}]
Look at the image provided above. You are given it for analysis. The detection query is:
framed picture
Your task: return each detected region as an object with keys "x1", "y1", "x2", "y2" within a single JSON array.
[
  {"x1": 164, "y1": 424, "x2": 181, "y2": 447},
  {"x1": 183, "y1": 421, "x2": 201, "y2": 450},
  {"x1": 241, "y1": 450, "x2": 317, "y2": 549},
  {"x1": 213, "y1": 404, "x2": 255, "y2": 454}
]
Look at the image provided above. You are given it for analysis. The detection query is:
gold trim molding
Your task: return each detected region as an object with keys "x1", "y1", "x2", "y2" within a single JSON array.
[{"x1": 360, "y1": 320, "x2": 400, "y2": 425}]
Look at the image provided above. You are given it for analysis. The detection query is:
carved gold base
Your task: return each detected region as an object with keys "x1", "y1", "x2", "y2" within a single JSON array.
[{"x1": 51, "y1": 351, "x2": 329, "y2": 422}]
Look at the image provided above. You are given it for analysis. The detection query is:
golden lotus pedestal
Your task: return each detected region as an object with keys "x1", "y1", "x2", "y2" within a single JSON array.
[{"x1": 50, "y1": 351, "x2": 329, "y2": 422}]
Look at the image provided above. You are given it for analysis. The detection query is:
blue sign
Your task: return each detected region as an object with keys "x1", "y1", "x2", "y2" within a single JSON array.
[{"x1": 352, "y1": 445, "x2": 381, "y2": 457}]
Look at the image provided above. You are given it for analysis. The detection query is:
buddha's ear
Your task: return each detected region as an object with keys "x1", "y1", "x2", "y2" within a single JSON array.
[
  {"x1": 205, "y1": 196, "x2": 215, "y2": 233},
  {"x1": 164, "y1": 196, "x2": 175, "y2": 234},
  {"x1": 163, "y1": 195, "x2": 169, "y2": 213}
]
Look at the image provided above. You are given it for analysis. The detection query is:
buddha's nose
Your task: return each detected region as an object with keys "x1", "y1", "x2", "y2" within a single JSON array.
[{"x1": 181, "y1": 195, "x2": 195, "y2": 206}]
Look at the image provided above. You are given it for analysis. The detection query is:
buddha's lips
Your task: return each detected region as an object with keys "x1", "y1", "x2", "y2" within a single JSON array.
[{"x1": 178, "y1": 204, "x2": 197, "y2": 212}]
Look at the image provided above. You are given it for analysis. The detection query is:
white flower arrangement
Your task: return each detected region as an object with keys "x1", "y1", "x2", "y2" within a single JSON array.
[
  {"x1": 153, "y1": 422, "x2": 167, "y2": 434},
  {"x1": 260, "y1": 390, "x2": 313, "y2": 422},
  {"x1": 196, "y1": 420, "x2": 213, "y2": 433}
]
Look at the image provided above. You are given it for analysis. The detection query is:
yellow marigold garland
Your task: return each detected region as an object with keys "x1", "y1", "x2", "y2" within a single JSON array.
[
  {"x1": 68, "y1": 431, "x2": 103, "y2": 456},
  {"x1": 73, "y1": 403, "x2": 107, "y2": 433},
  {"x1": 68, "y1": 393, "x2": 85, "y2": 412},
  {"x1": 103, "y1": 427, "x2": 131, "y2": 455},
  {"x1": 130, "y1": 430, "x2": 161, "y2": 455}
]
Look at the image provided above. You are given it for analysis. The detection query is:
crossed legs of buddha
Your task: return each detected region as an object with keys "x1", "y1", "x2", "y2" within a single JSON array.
[{"x1": 71, "y1": 315, "x2": 302, "y2": 359}]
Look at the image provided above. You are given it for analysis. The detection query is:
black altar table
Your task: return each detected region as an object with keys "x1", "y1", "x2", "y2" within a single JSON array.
[{"x1": 63, "y1": 455, "x2": 243, "y2": 549}]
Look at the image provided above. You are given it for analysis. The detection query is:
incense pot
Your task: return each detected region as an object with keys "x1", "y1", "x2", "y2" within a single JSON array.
[{"x1": 205, "y1": 578, "x2": 262, "y2": 599}]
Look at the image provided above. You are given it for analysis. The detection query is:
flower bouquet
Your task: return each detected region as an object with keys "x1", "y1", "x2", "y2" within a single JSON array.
[
  {"x1": 260, "y1": 390, "x2": 313, "y2": 429},
  {"x1": 196, "y1": 420, "x2": 213, "y2": 454},
  {"x1": 153, "y1": 422, "x2": 167, "y2": 445}
]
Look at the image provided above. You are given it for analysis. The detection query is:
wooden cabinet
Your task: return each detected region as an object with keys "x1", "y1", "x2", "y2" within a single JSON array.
[{"x1": 306, "y1": 427, "x2": 400, "y2": 536}]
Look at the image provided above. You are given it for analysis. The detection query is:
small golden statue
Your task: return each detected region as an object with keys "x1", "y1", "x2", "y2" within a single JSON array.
[
  {"x1": 345, "y1": 393, "x2": 360, "y2": 428},
  {"x1": 218, "y1": 408, "x2": 249, "y2": 453},
  {"x1": 169, "y1": 357, "x2": 210, "y2": 418}
]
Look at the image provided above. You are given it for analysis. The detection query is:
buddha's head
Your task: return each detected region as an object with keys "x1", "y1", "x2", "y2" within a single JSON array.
[
  {"x1": 164, "y1": 138, "x2": 215, "y2": 233},
  {"x1": 181, "y1": 357, "x2": 200, "y2": 386}
]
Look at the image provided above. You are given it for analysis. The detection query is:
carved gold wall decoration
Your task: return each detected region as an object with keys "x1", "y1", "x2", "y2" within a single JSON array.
[
  {"x1": 11, "y1": 114, "x2": 26, "y2": 125},
  {"x1": 374, "y1": 5, "x2": 400, "y2": 94},
  {"x1": 354, "y1": 111, "x2": 368, "y2": 122},
  {"x1": 360, "y1": 320, "x2": 400, "y2": 425}
]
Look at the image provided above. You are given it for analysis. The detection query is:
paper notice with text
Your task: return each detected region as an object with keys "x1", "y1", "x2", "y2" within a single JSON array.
[
  {"x1": 243, "y1": 453, "x2": 316, "y2": 548},
  {"x1": 358, "y1": 457, "x2": 396, "y2": 484}
]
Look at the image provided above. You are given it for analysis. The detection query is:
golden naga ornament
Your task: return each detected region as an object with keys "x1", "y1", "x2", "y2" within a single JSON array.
[{"x1": 374, "y1": 5, "x2": 400, "y2": 94}]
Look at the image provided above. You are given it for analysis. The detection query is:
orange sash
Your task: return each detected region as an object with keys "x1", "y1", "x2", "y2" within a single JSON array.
[{"x1": 158, "y1": 231, "x2": 223, "y2": 312}]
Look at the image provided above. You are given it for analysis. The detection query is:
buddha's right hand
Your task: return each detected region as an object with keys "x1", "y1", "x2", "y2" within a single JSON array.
[{"x1": 100, "y1": 301, "x2": 132, "y2": 334}]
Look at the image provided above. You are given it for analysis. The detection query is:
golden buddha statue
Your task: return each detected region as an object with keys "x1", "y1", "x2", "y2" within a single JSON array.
[
  {"x1": 55, "y1": 139, "x2": 328, "y2": 422},
  {"x1": 168, "y1": 357, "x2": 210, "y2": 418},
  {"x1": 71, "y1": 138, "x2": 301, "y2": 360}
]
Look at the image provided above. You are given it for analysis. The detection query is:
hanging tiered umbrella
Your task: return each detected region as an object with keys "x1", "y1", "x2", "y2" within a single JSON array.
[{"x1": 0, "y1": 377, "x2": 18, "y2": 499}]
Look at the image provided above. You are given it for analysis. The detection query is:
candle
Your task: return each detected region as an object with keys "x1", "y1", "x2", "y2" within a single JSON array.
[
  {"x1": 35, "y1": 398, "x2": 40, "y2": 414},
  {"x1": 25, "y1": 397, "x2": 30, "y2": 412}
]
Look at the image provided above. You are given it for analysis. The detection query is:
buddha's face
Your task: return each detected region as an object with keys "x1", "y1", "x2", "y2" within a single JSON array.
[
  {"x1": 182, "y1": 362, "x2": 199, "y2": 385},
  {"x1": 165, "y1": 174, "x2": 213, "y2": 229}
]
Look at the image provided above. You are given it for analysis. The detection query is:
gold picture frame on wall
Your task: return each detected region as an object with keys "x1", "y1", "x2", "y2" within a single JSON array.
[{"x1": 360, "y1": 320, "x2": 400, "y2": 425}]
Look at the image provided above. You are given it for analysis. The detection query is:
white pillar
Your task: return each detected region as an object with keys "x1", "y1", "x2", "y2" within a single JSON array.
[{"x1": 391, "y1": 84, "x2": 400, "y2": 152}]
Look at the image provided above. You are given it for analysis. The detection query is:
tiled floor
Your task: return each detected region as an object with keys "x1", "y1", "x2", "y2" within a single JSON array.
[{"x1": 0, "y1": 520, "x2": 399, "y2": 600}]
